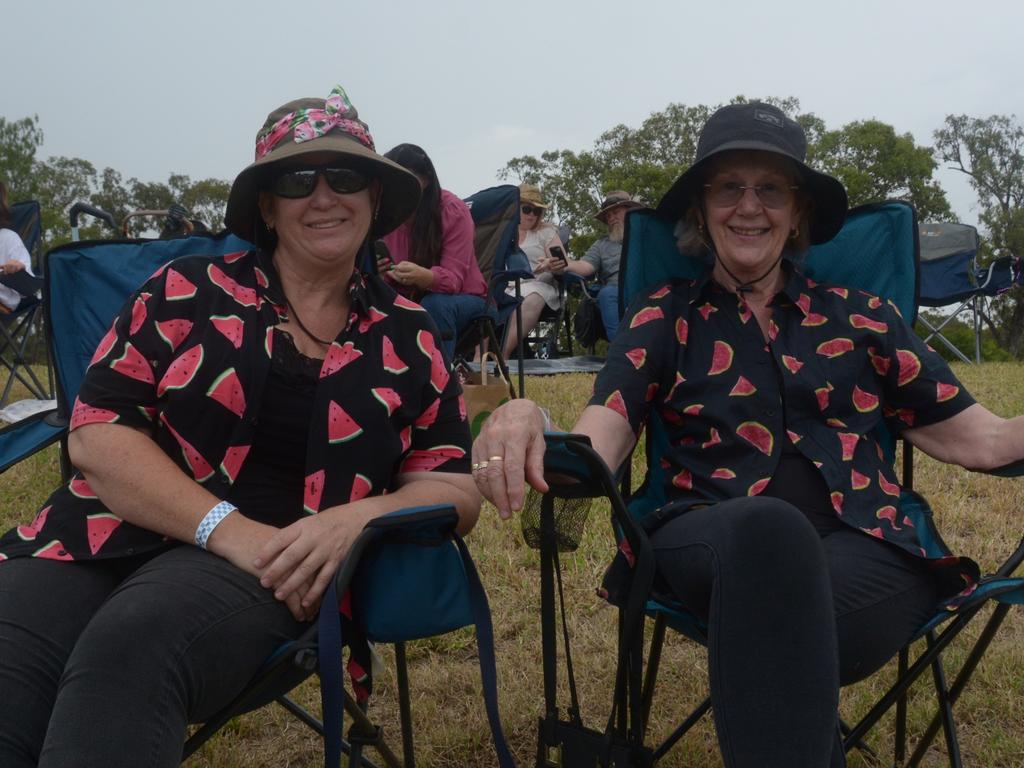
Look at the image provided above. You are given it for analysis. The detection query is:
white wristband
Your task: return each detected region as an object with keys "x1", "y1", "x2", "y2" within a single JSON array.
[
  {"x1": 194, "y1": 501, "x2": 237, "y2": 549},
  {"x1": 539, "y1": 406, "x2": 552, "y2": 431}
]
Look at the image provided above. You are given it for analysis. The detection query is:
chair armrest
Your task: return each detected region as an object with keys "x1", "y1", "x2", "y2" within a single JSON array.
[{"x1": 0, "y1": 409, "x2": 65, "y2": 473}]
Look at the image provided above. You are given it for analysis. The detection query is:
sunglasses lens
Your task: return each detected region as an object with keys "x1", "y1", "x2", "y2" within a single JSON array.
[
  {"x1": 522, "y1": 205, "x2": 538, "y2": 216},
  {"x1": 273, "y1": 170, "x2": 318, "y2": 198},
  {"x1": 323, "y1": 167, "x2": 369, "y2": 194},
  {"x1": 272, "y1": 167, "x2": 370, "y2": 198}
]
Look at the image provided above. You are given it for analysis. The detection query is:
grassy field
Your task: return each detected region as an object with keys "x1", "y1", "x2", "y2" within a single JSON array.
[{"x1": 2, "y1": 363, "x2": 1023, "y2": 767}]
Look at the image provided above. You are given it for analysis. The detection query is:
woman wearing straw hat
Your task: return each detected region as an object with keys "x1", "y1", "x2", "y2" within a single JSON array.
[
  {"x1": 0, "y1": 85, "x2": 480, "y2": 766},
  {"x1": 502, "y1": 182, "x2": 568, "y2": 358},
  {"x1": 474, "y1": 102, "x2": 1024, "y2": 766}
]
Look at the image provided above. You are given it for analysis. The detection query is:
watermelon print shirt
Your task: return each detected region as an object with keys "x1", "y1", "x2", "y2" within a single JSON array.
[
  {"x1": 0, "y1": 250, "x2": 471, "y2": 563},
  {"x1": 591, "y1": 266, "x2": 981, "y2": 599}
]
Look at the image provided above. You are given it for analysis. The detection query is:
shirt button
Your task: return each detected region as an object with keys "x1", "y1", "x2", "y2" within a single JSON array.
[
  {"x1": 126, "y1": 548, "x2": 135, "y2": 555},
  {"x1": 57, "y1": 549, "x2": 67, "y2": 556},
  {"x1": 764, "y1": 409, "x2": 775, "y2": 417}
]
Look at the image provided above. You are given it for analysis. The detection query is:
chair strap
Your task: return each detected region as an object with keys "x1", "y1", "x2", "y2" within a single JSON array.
[{"x1": 318, "y1": 533, "x2": 516, "y2": 768}]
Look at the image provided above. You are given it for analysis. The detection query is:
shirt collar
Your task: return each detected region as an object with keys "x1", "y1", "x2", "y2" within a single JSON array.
[{"x1": 254, "y1": 248, "x2": 373, "y2": 319}]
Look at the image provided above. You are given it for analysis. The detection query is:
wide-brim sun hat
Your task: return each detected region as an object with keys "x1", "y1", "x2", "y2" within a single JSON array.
[
  {"x1": 655, "y1": 102, "x2": 848, "y2": 244},
  {"x1": 225, "y1": 85, "x2": 422, "y2": 242},
  {"x1": 594, "y1": 191, "x2": 644, "y2": 223},
  {"x1": 518, "y1": 183, "x2": 550, "y2": 210}
]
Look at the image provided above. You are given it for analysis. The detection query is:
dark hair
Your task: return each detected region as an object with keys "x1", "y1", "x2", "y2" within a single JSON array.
[
  {"x1": 383, "y1": 144, "x2": 442, "y2": 268},
  {"x1": 0, "y1": 181, "x2": 11, "y2": 228}
]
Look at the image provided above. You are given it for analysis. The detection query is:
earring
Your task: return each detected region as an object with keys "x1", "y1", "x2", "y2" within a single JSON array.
[
  {"x1": 266, "y1": 221, "x2": 275, "y2": 231},
  {"x1": 790, "y1": 228, "x2": 798, "y2": 240}
]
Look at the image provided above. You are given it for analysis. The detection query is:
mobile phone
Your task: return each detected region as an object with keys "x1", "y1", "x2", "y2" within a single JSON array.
[{"x1": 548, "y1": 245, "x2": 567, "y2": 264}]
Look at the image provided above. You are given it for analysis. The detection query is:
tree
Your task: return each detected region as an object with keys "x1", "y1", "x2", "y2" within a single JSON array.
[
  {"x1": 498, "y1": 97, "x2": 952, "y2": 254},
  {"x1": 810, "y1": 120, "x2": 952, "y2": 221},
  {"x1": 0, "y1": 115, "x2": 43, "y2": 195},
  {"x1": 934, "y1": 114, "x2": 1024, "y2": 357}
]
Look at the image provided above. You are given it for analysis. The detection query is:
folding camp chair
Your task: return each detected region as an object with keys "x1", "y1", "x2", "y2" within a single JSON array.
[
  {"x1": 456, "y1": 184, "x2": 532, "y2": 396},
  {"x1": 0, "y1": 200, "x2": 52, "y2": 409},
  {"x1": 0, "y1": 233, "x2": 512, "y2": 767},
  {"x1": 531, "y1": 202, "x2": 1024, "y2": 767},
  {"x1": 917, "y1": 222, "x2": 1021, "y2": 364}
]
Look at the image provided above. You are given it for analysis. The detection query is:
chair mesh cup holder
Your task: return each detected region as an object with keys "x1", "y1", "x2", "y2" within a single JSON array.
[{"x1": 521, "y1": 482, "x2": 592, "y2": 552}]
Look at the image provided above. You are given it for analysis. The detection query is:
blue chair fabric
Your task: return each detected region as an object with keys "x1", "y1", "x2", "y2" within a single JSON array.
[
  {"x1": 917, "y1": 222, "x2": 1020, "y2": 363},
  {"x1": 459, "y1": 184, "x2": 531, "y2": 394}
]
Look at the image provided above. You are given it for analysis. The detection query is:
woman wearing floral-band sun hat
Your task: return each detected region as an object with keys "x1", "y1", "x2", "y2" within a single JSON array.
[{"x1": 0, "y1": 84, "x2": 480, "y2": 766}]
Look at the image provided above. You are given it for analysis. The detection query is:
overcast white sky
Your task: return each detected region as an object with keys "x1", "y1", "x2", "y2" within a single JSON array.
[{"x1": 5, "y1": 0, "x2": 1022, "y2": 229}]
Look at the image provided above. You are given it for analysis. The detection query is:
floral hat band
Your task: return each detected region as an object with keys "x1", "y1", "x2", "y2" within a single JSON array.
[{"x1": 254, "y1": 84, "x2": 375, "y2": 160}]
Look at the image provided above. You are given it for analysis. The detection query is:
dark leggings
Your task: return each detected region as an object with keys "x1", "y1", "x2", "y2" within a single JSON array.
[
  {"x1": 651, "y1": 497, "x2": 938, "y2": 768},
  {"x1": 0, "y1": 547, "x2": 307, "y2": 768}
]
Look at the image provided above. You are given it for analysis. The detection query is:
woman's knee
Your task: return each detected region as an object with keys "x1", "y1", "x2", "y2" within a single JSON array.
[{"x1": 706, "y1": 496, "x2": 822, "y2": 564}]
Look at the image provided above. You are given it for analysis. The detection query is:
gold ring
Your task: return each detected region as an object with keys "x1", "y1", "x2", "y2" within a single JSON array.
[
  {"x1": 471, "y1": 462, "x2": 481, "y2": 471},
  {"x1": 477, "y1": 460, "x2": 489, "y2": 470},
  {"x1": 488, "y1": 456, "x2": 504, "y2": 462}
]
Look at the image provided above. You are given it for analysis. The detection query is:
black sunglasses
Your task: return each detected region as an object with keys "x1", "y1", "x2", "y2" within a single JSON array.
[
  {"x1": 521, "y1": 204, "x2": 544, "y2": 216},
  {"x1": 270, "y1": 166, "x2": 370, "y2": 198}
]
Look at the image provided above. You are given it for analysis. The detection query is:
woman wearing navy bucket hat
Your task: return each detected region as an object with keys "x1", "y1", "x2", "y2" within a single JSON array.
[
  {"x1": 0, "y1": 85, "x2": 480, "y2": 766},
  {"x1": 474, "y1": 101, "x2": 1024, "y2": 766}
]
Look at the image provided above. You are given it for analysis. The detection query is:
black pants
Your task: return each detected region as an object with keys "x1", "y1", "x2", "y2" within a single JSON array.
[
  {"x1": 650, "y1": 497, "x2": 938, "y2": 768},
  {"x1": 0, "y1": 546, "x2": 307, "y2": 767}
]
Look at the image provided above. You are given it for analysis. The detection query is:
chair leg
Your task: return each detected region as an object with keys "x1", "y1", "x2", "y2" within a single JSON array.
[
  {"x1": 641, "y1": 613, "x2": 667, "y2": 736},
  {"x1": 905, "y1": 602, "x2": 1013, "y2": 768},
  {"x1": 895, "y1": 646, "x2": 908, "y2": 765},
  {"x1": 395, "y1": 640, "x2": 416, "y2": 768},
  {"x1": 924, "y1": 632, "x2": 963, "y2": 768}
]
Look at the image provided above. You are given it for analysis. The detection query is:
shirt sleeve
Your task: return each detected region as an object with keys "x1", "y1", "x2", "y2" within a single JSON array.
[
  {"x1": 0, "y1": 229, "x2": 33, "y2": 273},
  {"x1": 71, "y1": 263, "x2": 192, "y2": 434},
  {"x1": 399, "y1": 325, "x2": 473, "y2": 475},
  {"x1": 429, "y1": 196, "x2": 477, "y2": 294},
  {"x1": 581, "y1": 240, "x2": 603, "y2": 272},
  {"x1": 876, "y1": 299, "x2": 976, "y2": 430},
  {"x1": 589, "y1": 283, "x2": 675, "y2": 435}
]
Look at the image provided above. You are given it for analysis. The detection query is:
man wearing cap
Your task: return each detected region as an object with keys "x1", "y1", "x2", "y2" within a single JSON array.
[{"x1": 555, "y1": 191, "x2": 642, "y2": 340}]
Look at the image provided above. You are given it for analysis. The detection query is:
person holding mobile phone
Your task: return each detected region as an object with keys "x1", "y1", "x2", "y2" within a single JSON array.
[
  {"x1": 378, "y1": 144, "x2": 488, "y2": 361},
  {"x1": 502, "y1": 183, "x2": 568, "y2": 358},
  {"x1": 553, "y1": 191, "x2": 643, "y2": 340}
]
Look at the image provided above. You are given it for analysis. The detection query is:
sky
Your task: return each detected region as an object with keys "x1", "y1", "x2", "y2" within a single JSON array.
[{"x1": 5, "y1": 0, "x2": 1023, "y2": 231}]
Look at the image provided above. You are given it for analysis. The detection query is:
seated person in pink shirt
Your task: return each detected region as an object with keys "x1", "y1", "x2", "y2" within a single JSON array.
[{"x1": 379, "y1": 144, "x2": 488, "y2": 360}]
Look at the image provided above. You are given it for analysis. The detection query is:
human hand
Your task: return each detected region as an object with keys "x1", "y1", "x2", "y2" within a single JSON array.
[
  {"x1": 472, "y1": 399, "x2": 549, "y2": 519},
  {"x1": 254, "y1": 509, "x2": 371, "y2": 614},
  {"x1": 204, "y1": 516, "x2": 317, "y2": 621},
  {"x1": 1, "y1": 261, "x2": 25, "y2": 275},
  {"x1": 391, "y1": 261, "x2": 434, "y2": 290}
]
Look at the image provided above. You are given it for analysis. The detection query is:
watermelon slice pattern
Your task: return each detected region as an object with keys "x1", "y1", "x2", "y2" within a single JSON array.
[
  {"x1": 587, "y1": 271, "x2": 977, "y2": 588},
  {"x1": 0, "y1": 253, "x2": 487, "y2": 571}
]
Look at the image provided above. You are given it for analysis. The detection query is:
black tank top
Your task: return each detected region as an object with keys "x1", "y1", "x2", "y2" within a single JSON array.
[{"x1": 225, "y1": 329, "x2": 319, "y2": 527}]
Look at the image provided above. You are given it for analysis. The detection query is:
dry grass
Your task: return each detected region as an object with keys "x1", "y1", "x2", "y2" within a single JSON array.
[{"x1": 2, "y1": 364, "x2": 1023, "y2": 767}]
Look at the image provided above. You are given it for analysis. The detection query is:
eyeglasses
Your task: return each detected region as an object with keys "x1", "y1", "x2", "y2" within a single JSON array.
[
  {"x1": 270, "y1": 167, "x2": 370, "y2": 199},
  {"x1": 521, "y1": 205, "x2": 544, "y2": 216},
  {"x1": 703, "y1": 181, "x2": 798, "y2": 209}
]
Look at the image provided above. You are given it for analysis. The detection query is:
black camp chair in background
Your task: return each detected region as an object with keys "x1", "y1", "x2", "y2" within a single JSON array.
[
  {"x1": 0, "y1": 200, "x2": 52, "y2": 409},
  {"x1": 455, "y1": 184, "x2": 531, "y2": 396},
  {"x1": 528, "y1": 203, "x2": 1024, "y2": 767}
]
